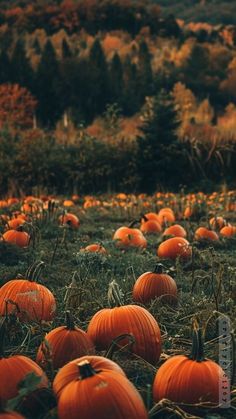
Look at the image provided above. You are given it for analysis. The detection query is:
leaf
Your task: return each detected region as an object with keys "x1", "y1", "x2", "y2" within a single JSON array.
[{"x1": 6, "y1": 372, "x2": 42, "y2": 411}]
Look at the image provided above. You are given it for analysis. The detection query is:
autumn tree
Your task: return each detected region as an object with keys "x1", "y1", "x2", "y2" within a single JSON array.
[
  {"x1": 109, "y1": 52, "x2": 124, "y2": 108},
  {"x1": 11, "y1": 38, "x2": 34, "y2": 90},
  {"x1": 0, "y1": 50, "x2": 12, "y2": 84},
  {"x1": 0, "y1": 83, "x2": 37, "y2": 130},
  {"x1": 137, "y1": 40, "x2": 153, "y2": 105}
]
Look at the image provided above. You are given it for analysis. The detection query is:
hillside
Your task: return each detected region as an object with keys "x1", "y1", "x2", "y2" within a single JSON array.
[{"x1": 155, "y1": 0, "x2": 236, "y2": 24}]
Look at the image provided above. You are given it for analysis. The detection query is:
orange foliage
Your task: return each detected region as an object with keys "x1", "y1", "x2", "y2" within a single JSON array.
[{"x1": 102, "y1": 35, "x2": 123, "y2": 55}]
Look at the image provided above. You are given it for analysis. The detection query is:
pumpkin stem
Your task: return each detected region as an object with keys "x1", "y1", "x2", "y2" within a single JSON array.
[
  {"x1": 141, "y1": 214, "x2": 148, "y2": 222},
  {"x1": 65, "y1": 310, "x2": 75, "y2": 330},
  {"x1": 78, "y1": 360, "x2": 98, "y2": 379},
  {"x1": 189, "y1": 319, "x2": 205, "y2": 362},
  {"x1": 153, "y1": 264, "x2": 164, "y2": 274},
  {"x1": 25, "y1": 261, "x2": 45, "y2": 282},
  {"x1": 108, "y1": 280, "x2": 124, "y2": 307}
]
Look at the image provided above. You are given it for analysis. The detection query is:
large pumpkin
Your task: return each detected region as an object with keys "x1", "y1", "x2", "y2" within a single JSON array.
[
  {"x1": 132, "y1": 264, "x2": 178, "y2": 305},
  {"x1": 53, "y1": 355, "x2": 126, "y2": 398},
  {"x1": 2, "y1": 228, "x2": 30, "y2": 248},
  {"x1": 0, "y1": 261, "x2": 56, "y2": 322},
  {"x1": 57, "y1": 360, "x2": 148, "y2": 419},
  {"x1": 87, "y1": 281, "x2": 161, "y2": 365},
  {"x1": 36, "y1": 312, "x2": 94, "y2": 369},
  {"x1": 153, "y1": 321, "x2": 230, "y2": 406}
]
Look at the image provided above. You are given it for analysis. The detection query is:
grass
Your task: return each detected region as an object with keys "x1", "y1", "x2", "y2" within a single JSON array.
[{"x1": 0, "y1": 194, "x2": 235, "y2": 418}]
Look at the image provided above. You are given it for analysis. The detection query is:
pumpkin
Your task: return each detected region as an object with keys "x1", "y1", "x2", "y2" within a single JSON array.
[
  {"x1": 140, "y1": 212, "x2": 160, "y2": 224},
  {"x1": 0, "y1": 261, "x2": 56, "y2": 322},
  {"x1": 82, "y1": 244, "x2": 107, "y2": 254},
  {"x1": 2, "y1": 228, "x2": 30, "y2": 248},
  {"x1": 209, "y1": 216, "x2": 226, "y2": 230},
  {"x1": 140, "y1": 215, "x2": 162, "y2": 235},
  {"x1": 63, "y1": 200, "x2": 75, "y2": 207},
  {"x1": 58, "y1": 213, "x2": 80, "y2": 229},
  {"x1": 87, "y1": 281, "x2": 161, "y2": 365},
  {"x1": 36, "y1": 312, "x2": 94, "y2": 369},
  {"x1": 57, "y1": 360, "x2": 148, "y2": 419},
  {"x1": 194, "y1": 227, "x2": 219, "y2": 241},
  {"x1": 163, "y1": 224, "x2": 187, "y2": 238},
  {"x1": 157, "y1": 237, "x2": 192, "y2": 260},
  {"x1": 0, "y1": 412, "x2": 25, "y2": 419},
  {"x1": 0, "y1": 320, "x2": 48, "y2": 404},
  {"x1": 113, "y1": 221, "x2": 147, "y2": 249},
  {"x1": 158, "y1": 208, "x2": 175, "y2": 225},
  {"x1": 53, "y1": 355, "x2": 126, "y2": 398},
  {"x1": 153, "y1": 321, "x2": 230, "y2": 406},
  {"x1": 7, "y1": 218, "x2": 26, "y2": 230},
  {"x1": 220, "y1": 225, "x2": 236, "y2": 237},
  {"x1": 132, "y1": 264, "x2": 177, "y2": 305}
]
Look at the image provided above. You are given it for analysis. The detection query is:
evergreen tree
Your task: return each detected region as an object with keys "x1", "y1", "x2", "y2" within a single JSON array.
[
  {"x1": 136, "y1": 90, "x2": 188, "y2": 192},
  {"x1": 10, "y1": 39, "x2": 34, "y2": 90},
  {"x1": 122, "y1": 55, "x2": 139, "y2": 115},
  {"x1": 109, "y1": 52, "x2": 124, "y2": 108},
  {"x1": 0, "y1": 50, "x2": 12, "y2": 84},
  {"x1": 33, "y1": 37, "x2": 41, "y2": 55},
  {"x1": 137, "y1": 40, "x2": 153, "y2": 104},
  {"x1": 87, "y1": 38, "x2": 110, "y2": 119},
  {"x1": 35, "y1": 39, "x2": 62, "y2": 127},
  {"x1": 62, "y1": 38, "x2": 72, "y2": 59}
]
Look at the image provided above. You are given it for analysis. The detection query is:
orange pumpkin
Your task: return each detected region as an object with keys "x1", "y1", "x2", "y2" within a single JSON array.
[
  {"x1": 220, "y1": 225, "x2": 236, "y2": 237},
  {"x1": 163, "y1": 224, "x2": 187, "y2": 238},
  {"x1": 140, "y1": 215, "x2": 162, "y2": 234},
  {"x1": 157, "y1": 237, "x2": 192, "y2": 260},
  {"x1": 194, "y1": 227, "x2": 219, "y2": 241},
  {"x1": 209, "y1": 216, "x2": 226, "y2": 230},
  {"x1": 2, "y1": 228, "x2": 30, "y2": 248},
  {"x1": 113, "y1": 222, "x2": 147, "y2": 249},
  {"x1": 153, "y1": 321, "x2": 230, "y2": 406},
  {"x1": 87, "y1": 282, "x2": 161, "y2": 365},
  {"x1": 0, "y1": 262, "x2": 56, "y2": 322},
  {"x1": 53, "y1": 355, "x2": 126, "y2": 398},
  {"x1": 36, "y1": 312, "x2": 94, "y2": 369},
  {"x1": 58, "y1": 213, "x2": 80, "y2": 229},
  {"x1": 82, "y1": 244, "x2": 107, "y2": 254},
  {"x1": 57, "y1": 360, "x2": 148, "y2": 419},
  {"x1": 132, "y1": 264, "x2": 177, "y2": 305},
  {"x1": 0, "y1": 413, "x2": 25, "y2": 419}
]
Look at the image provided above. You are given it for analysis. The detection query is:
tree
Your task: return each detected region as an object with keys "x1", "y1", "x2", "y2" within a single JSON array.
[
  {"x1": 137, "y1": 40, "x2": 153, "y2": 105},
  {"x1": 10, "y1": 38, "x2": 34, "y2": 90},
  {"x1": 136, "y1": 90, "x2": 188, "y2": 192},
  {"x1": 0, "y1": 83, "x2": 37, "y2": 130},
  {"x1": 0, "y1": 50, "x2": 12, "y2": 84},
  {"x1": 62, "y1": 38, "x2": 72, "y2": 59},
  {"x1": 34, "y1": 39, "x2": 62, "y2": 127},
  {"x1": 109, "y1": 52, "x2": 124, "y2": 108},
  {"x1": 122, "y1": 55, "x2": 139, "y2": 115}
]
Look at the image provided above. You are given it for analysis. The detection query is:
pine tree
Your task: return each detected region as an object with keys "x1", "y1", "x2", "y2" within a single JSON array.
[
  {"x1": 0, "y1": 50, "x2": 12, "y2": 84},
  {"x1": 137, "y1": 40, "x2": 153, "y2": 103},
  {"x1": 109, "y1": 52, "x2": 124, "y2": 108},
  {"x1": 136, "y1": 90, "x2": 187, "y2": 192},
  {"x1": 62, "y1": 38, "x2": 72, "y2": 59},
  {"x1": 35, "y1": 39, "x2": 62, "y2": 127},
  {"x1": 10, "y1": 39, "x2": 34, "y2": 90},
  {"x1": 122, "y1": 55, "x2": 139, "y2": 115}
]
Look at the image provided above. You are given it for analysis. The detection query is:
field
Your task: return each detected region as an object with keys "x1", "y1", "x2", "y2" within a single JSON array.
[{"x1": 0, "y1": 191, "x2": 235, "y2": 418}]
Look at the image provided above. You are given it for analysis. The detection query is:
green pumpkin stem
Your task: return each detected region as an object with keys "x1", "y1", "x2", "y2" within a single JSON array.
[
  {"x1": 65, "y1": 311, "x2": 75, "y2": 330},
  {"x1": 25, "y1": 261, "x2": 45, "y2": 282},
  {"x1": 153, "y1": 264, "x2": 164, "y2": 274},
  {"x1": 108, "y1": 280, "x2": 124, "y2": 307},
  {"x1": 78, "y1": 360, "x2": 97, "y2": 379},
  {"x1": 189, "y1": 320, "x2": 205, "y2": 362}
]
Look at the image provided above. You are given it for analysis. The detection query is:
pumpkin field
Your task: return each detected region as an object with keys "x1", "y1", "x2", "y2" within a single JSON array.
[{"x1": 0, "y1": 191, "x2": 235, "y2": 419}]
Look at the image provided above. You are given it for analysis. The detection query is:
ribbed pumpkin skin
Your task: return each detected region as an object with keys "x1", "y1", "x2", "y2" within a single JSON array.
[
  {"x1": 87, "y1": 305, "x2": 161, "y2": 365},
  {"x1": 194, "y1": 227, "x2": 219, "y2": 241},
  {"x1": 113, "y1": 227, "x2": 147, "y2": 249},
  {"x1": 220, "y1": 225, "x2": 236, "y2": 237},
  {"x1": 2, "y1": 230, "x2": 30, "y2": 247},
  {"x1": 36, "y1": 326, "x2": 95, "y2": 369},
  {"x1": 53, "y1": 355, "x2": 126, "y2": 398},
  {"x1": 57, "y1": 369, "x2": 148, "y2": 419},
  {"x1": 140, "y1": 220, "x2": 162, "y2": 234},
  {"x1": 153, "y1": 355, "x2": 228, "y2": 405},
  {"x1": 0, "y1": 279, "x2": 56, "y2": 322},
  {"x1": 132, "y1": 272, "x2": 177, "y2": 305},
  {"x1": 157, "y1": 237, "x2": 192, "y2": 260},
  {"x1": 163, "y1": 224, "x2": 187, "y2": 238},
  {"x1": 0, "y1": 355, "x2": 48, "y2": 404}
]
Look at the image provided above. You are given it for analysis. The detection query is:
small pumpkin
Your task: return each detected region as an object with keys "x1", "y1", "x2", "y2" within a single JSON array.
[
  {"x1": 58, "y1": 213, "x2": 80, "y2": 229},
  {"x1": 157, "y1": 237, "x2": 192, "y2": 260},
  {"x1": 2, "y1": 227, "x2": 30, "y2": 248},
  {"x1": 87, "y1": 281, "x2": 161, "y2": 365},
  {"x1": 209, "y1": 216, "x2": 226, "y2": 230},
  {"x1": 0, "y1": 261, "x2": 56, "y2": 322},
  {"x1": 81, "y1": 244, "x2": 107, "y2": 254},
  {"x1": 140, "y1": 215, "x2": 162, "y2": 235},
  {"x1": 113, "y1": 221, "x2": 147, "y2": 249},
  {"x1": 220, "y1": 225, "x2": 236, "y2": 237},
  {"x1": 194, "y1": 227, "x2": 219, "y2": 242},
  {"x1": 36, "y1": 311, "x2": 94, "y2": 369},
  {"x1": 153, "y1": 320, "x2": 230, "y2": 406},
  {"x1": 57, "y1": 360, "x2": 148, "y2": 419},
  {"x1": 132, "y1": 264, "x2": 178, "y2": 305},
  {"x1": 163, "y1": 224, "x2": 187, "y2": 238},
  {"x1": 53, "y1": 355, "x2": 126, "y2": 398}
]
